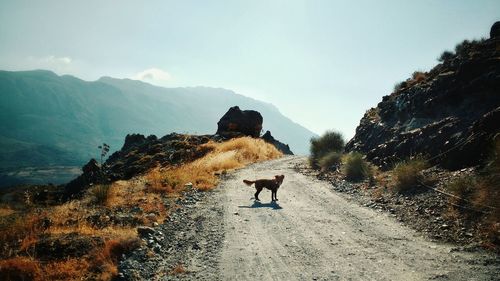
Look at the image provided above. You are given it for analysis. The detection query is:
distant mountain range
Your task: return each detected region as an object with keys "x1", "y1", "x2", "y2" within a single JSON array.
[{"x1": 0, "y1": 70, "x2": 316, "y2": 174}]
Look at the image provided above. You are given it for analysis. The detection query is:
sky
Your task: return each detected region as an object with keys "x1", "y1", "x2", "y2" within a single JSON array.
[{"x1": 0, "y1": 0, "x2": 498, "y2": 138}]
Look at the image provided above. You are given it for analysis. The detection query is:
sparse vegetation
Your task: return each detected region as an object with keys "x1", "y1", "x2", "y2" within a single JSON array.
[
  {"x1": 309, "y1": 131, "x2": 345, "y2": 168},
  {"x1": 391, "y1": 157, "x2": 429, "y2": 192},
  {"x1": 92, "y1": 184, "x2": 112, "y2": 205},
  {"x1": 393, "y1": 71, "x2": 428, "y2": 92},
  {"x1": 438, "y1": 50, "x2": 454, "y2": 62},
  {"x1": 342, "y1": 152, "x2": 372, "y2": 181},
  {"x1": 318, "y1": 151, "x2": 342, "y2": 171},
  {"x1": 446, "y1": 139, "x2": 500, "y2": 248}
]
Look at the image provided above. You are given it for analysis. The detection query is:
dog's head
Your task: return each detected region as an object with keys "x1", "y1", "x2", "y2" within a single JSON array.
[{"x1": 274, "y1": 175, "x2": 285, "y2": 185}]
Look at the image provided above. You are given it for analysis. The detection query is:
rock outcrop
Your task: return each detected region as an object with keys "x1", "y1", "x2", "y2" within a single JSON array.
[
  {"x1": 216, "y1": 106, "x2": 263, "y2": 138},
  {"x1": 65, "y1": 159, "x2": 104, "y2": 197},
  {"x1": 262, "y1": 131, "x2": 293, "y2": 155},
  {"x1": 490, "y1": 21, "x2": 500, "y2": 39},
  {"x1": 346, "y1": 26, "x2": 500, "y2": 170}
]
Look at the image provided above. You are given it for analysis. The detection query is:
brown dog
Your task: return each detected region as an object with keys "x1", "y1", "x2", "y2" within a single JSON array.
[{"x1": 243, "y1": 175, "x2": 285, "y2": 201}]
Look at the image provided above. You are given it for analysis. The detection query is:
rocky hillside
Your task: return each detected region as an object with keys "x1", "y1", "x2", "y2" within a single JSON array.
[
  {"x1": 65, "y1": 106, "x2": 291, "y2": 197},
  {"x1": 346, "y1": 24, "x2": 500, "y2": 170}
]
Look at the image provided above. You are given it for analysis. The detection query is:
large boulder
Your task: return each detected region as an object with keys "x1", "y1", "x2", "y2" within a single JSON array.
[
  {"x1": 346, "y1": 36, "x2": 500, "y2": 170},
  {"x1": 216, "y1": 106, "x2": 263, "y2": 138},
  {"x1": 490, "y1": 21, "x2": 500, "y2": 39}
]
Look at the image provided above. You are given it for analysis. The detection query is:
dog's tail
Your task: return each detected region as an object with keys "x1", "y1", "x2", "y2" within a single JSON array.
[{"x1": 243, "y1": 179, "x2": 255, "y2": 186}]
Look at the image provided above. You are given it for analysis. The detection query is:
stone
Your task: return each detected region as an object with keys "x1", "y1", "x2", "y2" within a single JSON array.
[
  {"x1": 216, "y1": 106, "x2": 263, "y2": 137},
  {"x1": 261, "y1": 130, "x2": 294, "y2": 155},
  {"x1": 137, "y1": 226, "x2": 156, "y2": 237},
  {"x1": 490, "y1": 21, "x2": 500, "y2": 39}
]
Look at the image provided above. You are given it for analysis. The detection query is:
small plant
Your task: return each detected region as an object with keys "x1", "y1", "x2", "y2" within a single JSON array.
[
  {"x1": 446, "y1": 176, "x2": 476, "y2": 206},
  {"x1": 170, "y1": 263, "x2": 186, "y2": 275},
  {"x1": 438, "y1": 50, "x2": 454, "y2": 62},
  {"x1": 98, "y1": 143, "x2": 110, "y2": 166},
  {"x1": 411, "y1": 71, "x2": 426, "y2": 83},
  {"x1": 342, "y1": 152, "x2": 371, "y2": 181},
  {"x1": 318, "y1": 151, "x2": 342, "y2": 171},
  {"x1": 392, "y1": 157, "x2": 429, "y2": 192},
  {"x1": 92, "y1": 184, "x2": 111, "y2": 205},
  {"x1": 310, "y1": 131, "x2": 345, "y2": 168}
]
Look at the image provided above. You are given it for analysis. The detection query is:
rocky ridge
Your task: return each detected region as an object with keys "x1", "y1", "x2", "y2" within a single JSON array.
[{"x1": 346, "y1": 28, "x2": 500, "y2": 170}]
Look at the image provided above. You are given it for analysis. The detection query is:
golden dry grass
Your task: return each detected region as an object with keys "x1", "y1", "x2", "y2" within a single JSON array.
[
  {"x1": 146, "y1": 137, "x2": 282, "y2": 192},
  {"x1": 0, "y1": 206, "x2": 14, "y2": 217},
  {"x1": 170, "y1": 263, "x2": 186, "y2": 275},
  {"x1": 0, "y1": 136, "x2": 281, "y2": 280},
  {"x1": 0, "y1": 256, "x2": 42, "y2": 281}
]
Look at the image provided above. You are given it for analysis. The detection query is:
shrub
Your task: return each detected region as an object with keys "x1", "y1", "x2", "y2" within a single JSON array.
[
  {"x1": 438, "y1": 50, "x2": 454, "y2": 62},
  {"x1": 318, "y1": 151, "x2": 342, "y2": 171},
  {"x1": 92, "y1": 184, "x2": 111, "y2": 205},
  {"x1": 310, "y1": 131, "x2": 345, "y2": 168},
  {"x1": 411, "y1": 71, "x2": 427, "y2": 83},
  {"x1": 342, "y1": 152, "x2": 371, "y2": 181},
  {"x1": 446, "y1": 176, "x2": 476, "y2": 204},
  {"x1": 392, "y1": 157, "x2": 429, "y2": 192}
]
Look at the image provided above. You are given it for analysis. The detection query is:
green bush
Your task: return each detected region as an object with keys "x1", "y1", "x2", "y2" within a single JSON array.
[
  {"x1": 309, "y1": 131, "x2": 344, "y2": 168},
  {"x1": 318, "y1": 151, "x2": 342, "y2": 171},
  {"x1": 437, "y1": 50, "x2": 454, "y2": 62},
  {"x1": 446, "y1": 176, "x2": 476, "y2": 203},
  {"x1": 392, "y1": 157, "x2": 428, "y2": 192},
  {"x1": 342, "y1": 152, "x2": 371, "y2": 181}
]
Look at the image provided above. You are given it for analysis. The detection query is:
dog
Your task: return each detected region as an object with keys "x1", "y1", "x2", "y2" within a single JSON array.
[{"x1": 243, "y1": 175, "x2": 285, "y2": 202}]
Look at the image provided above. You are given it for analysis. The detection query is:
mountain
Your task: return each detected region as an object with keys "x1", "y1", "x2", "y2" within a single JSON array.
[
  {"x1": 346, "y1": 29, "x2": 500, "y2": 170},
  {"x1": 0, "y1": 70, "x2": 316, "y2": 179}
]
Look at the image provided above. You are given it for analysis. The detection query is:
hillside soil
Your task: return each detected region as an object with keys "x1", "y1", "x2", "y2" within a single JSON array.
[{"x1": 119, "y1": 156, "x2": 499, "y2": 280}]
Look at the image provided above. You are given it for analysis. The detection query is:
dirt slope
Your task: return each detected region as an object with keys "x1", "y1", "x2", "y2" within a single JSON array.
[{"x1": 119, "y1": 156, "x2": 499, "y2": 280}]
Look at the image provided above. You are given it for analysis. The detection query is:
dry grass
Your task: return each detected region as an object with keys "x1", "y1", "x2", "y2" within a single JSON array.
[
  {"x1": 0, "y1": 206, "x2": 15, "y2": 217},
  {"x1": 0, "y1": 136, "x2": 281, "y2": 279},
  {"x1": 391, "y1": 157, "x2": 429, "y2": 192},
  {"x1": 43, "y1": 258, "x2": 91, "y2": 281},
  {"x1": 91, "y1": 238, "x2": 141, "y2": 280},
  {"x1": 342, "y1": 152, "x2": 372, "y2": 182},
  {"x1": 91, "y1": 184, "x2": 112, "y2": 205},
  {"x1": 318, "y1": 151, "x2": 343, "y2": 171},
  {"x1": 170, "y1": 263, "x2": 186, "y2": 275},
  {"x1": 146, "y1": 137, "x2": 282, "y2": 192},
  {"x1": 0, "y1": 257, "x2": 42, "y2": 281}
]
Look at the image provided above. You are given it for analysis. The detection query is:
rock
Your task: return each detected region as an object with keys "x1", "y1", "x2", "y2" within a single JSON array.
[
  {"x1": 122, "y1": 133, "x2": 147, "y2": 151},
  {"x1": 145, "y1": 213, "x2": 157, "y2": 222},
  {"x1": 64, "y1": 158, "x2": 104, "y2": 197},
  {"x1": 346, "y1": 35, "x2": 500, "y2": 170},
  {"x1": 137, "y1": 226, "x2": 156, "y2": 237},
  {"x1": 261, "y1": 130, "x2": 294, "y2": 155},
  {"x1": 490, "y1": 21, "x2": 500, "y2": 39},
  {"x1": 216, "y1": 106, "x2": 263, "y2": 137}
]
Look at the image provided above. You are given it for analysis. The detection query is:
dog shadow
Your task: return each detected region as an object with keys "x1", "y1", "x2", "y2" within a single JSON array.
[{"x1": 238, "y1": 200, "x2": 283, "y2": 210}]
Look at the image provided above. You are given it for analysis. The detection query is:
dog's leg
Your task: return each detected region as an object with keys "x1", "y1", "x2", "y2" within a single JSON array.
[
  {"x1": 255, "y1": 187, "x2": 262, "y2": 201},
  {"x1": 275, "y1": 189, "x2": 278, "y2": 201}
]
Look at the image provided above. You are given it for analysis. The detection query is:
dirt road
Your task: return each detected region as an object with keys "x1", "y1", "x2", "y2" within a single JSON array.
[
  {"x1": 218, "y1": 156, "x2": 498, "y2": 281},
  {"x1": 119, "y1": 156, "x2": 498, "y2": 280}
]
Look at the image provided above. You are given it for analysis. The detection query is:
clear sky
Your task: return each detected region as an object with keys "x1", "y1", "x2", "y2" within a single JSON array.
[{"x1": 1, "y1": 0, "x2": 498, "y2": 138}]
